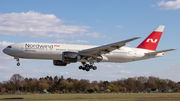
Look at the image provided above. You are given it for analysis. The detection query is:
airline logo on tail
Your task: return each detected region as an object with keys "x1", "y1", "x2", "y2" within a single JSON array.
[
  {"x1": 137, "y1": 25, "x2": 165, "y2": 51},
  {"x1": 146, "y1": 38, "x2": 158, "y2": 43}
]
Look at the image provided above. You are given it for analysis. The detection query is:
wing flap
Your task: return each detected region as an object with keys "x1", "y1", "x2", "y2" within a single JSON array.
[
  {"x1": 145, "y1": 49, "x2": 176, "y2": 55},
  {"x1": 79, "y1": 37, "x2": 140, "y2": 56}
]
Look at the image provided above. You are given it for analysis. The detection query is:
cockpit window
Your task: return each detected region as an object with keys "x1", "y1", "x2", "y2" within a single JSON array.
[{"x1": 7, "y1": 46, "x2": 12, "y2": 48}]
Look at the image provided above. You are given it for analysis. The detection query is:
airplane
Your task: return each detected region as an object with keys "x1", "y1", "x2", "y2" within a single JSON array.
[{"x1": 3, "y1": 25, "x2": 175, "y2": 71}]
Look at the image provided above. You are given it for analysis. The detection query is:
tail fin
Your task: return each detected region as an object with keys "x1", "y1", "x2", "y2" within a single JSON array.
[{"x1": 137, "y1": 25, "x2": 165, "y2": 51}]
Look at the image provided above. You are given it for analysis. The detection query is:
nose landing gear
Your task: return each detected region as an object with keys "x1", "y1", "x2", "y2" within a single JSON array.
[
  {"x1": 17, "y1": 62, "x2": 20, "y2": 66},
  {"x1": 14, "y1": 57, "x2": 20, "y2": 66}
]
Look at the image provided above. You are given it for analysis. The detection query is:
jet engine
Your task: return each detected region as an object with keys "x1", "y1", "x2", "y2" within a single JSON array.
[
  {"x1": 62, "y1": 51, "x2": 80, "y2": 63},
  {"x1": 53, "y1": 60, "x2": 67, "y2": 66}
]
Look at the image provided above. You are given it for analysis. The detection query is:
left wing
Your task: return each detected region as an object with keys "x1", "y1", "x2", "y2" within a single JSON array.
[{"x1": 79, "y1": 37, "x2": 140, "y2": 56}]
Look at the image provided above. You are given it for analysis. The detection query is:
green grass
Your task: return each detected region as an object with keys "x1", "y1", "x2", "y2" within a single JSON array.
[{"x1": 0, "y1": 93, "x2": 180, "y2": 101}]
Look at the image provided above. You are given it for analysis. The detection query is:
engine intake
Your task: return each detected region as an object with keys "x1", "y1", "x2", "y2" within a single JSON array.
[{"x1": 62, "y1": 52, "x2": 79, "y2": 63}]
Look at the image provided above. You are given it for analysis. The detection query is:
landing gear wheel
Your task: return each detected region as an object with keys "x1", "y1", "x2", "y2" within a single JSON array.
[
  {"x1": 93, "y1": 66, "x2": 97, "y2": 70},
  {"x1": 86, "y1": 68, "x2": 90, "y2": 71},
  {"x1": 89, "y1": 65, "x2": 93, "y2": 69},
  {"x1": 79, "y1": 62, "x2": 97, "y2": 71},
  {"x1": 79, "y1": 66, "x2": 83, "y2": 70},
  {"x1": 82, "y1": 67, "x2": 86, "y2": 70},
  {"x1": 14, "y1": 57, "x2": 20, "y2": 66},
  {"x1": 17, "y1": 62, "x2": 20, "y2": 66},
  {"x1": 85, "y1": 64, "x2": 89, "y2": 67}
]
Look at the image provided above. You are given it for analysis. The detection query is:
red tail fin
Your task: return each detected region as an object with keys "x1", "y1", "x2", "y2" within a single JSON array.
[{"x1": 137, "y1": 25, "x2": 165, "y2": 51}]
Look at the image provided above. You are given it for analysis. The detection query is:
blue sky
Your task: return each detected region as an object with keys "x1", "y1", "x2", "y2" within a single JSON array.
[{"x1": 0, "y1": 0, "x2": 180, "y2": 82}]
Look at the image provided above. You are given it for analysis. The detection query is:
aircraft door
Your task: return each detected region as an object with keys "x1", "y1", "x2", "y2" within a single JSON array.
[
  {"x1": 19, "y1": 45, "x2": 25, "y2": 57},
  {"x1": 126, "y1": 48, "x2": 136, "y2": 61}
]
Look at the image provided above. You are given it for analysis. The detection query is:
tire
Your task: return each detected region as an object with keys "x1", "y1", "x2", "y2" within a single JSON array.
[
  {"x1": 79, "y1": 66, "x2": 83, "y2": 69},
  {"x1": 82, "y1": 67, "x2": 86, "y2": 70},
  {"x1": 86, "y1": 68, "x2": 90, "y2": 71},
  {"x1": 89, "y1": 65, "x2": 93, "y2": 69},
  {"x1": 85, "y1": 64, "x2": 89, "y2": 67},
  {"x1": 17, "y1": 63, "x2": 20, "y2": 66},
  {"x1": 93, "y1": 66, "x2": 97, "y2": 70}
]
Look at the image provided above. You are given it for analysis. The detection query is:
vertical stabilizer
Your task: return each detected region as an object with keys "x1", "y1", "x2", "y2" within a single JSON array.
[{"x1": 137, "y1": 25, "x2": 165, "y2": 51}]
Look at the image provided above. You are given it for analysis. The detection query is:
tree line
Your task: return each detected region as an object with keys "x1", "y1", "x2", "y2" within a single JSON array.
[{"x1": 0, "y1": 74, "x2": 180, "y2": 93}]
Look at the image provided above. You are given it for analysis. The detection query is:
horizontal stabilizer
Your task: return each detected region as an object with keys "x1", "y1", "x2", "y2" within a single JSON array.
[{"x1": 145, "y1": 49, "x2": 176, "y2": 55}]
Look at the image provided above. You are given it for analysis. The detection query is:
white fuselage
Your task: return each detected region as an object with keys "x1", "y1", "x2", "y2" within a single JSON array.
[{"x1": 3, "y1": 42, "x2": 164, "y2": 63}]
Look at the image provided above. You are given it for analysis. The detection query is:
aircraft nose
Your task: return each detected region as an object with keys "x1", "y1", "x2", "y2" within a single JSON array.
[
  {"x1": 3, "y1": 48, "x2": 7, "y2": 54},
  {"x1": 3, "y1": 48, "x2": 10, "y2": 55}
]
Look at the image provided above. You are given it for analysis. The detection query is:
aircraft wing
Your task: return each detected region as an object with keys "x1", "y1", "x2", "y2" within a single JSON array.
[
  {"x1": 145, "y1": 49, "x2": 176, "y2": 55},
  {"x1": 79, "y1": 37, "x2": 140, "y2": 56}
]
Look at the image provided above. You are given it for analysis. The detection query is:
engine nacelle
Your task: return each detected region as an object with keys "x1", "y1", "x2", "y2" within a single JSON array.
[
  {"x1": 53, "y1": 60, "x2": 67, "y2": 66},
  {"x1": 62, "y1": 51, "x2": 80, "y2": 63}
]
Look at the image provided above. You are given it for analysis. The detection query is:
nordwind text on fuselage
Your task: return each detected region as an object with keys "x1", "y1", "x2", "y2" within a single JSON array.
[{"x1": 25, "y1": 44, "x2": 53, "y2": 50}]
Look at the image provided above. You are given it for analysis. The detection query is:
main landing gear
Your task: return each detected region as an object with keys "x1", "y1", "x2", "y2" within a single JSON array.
[
  {"x1": 79, "y1": 62, "x2": 97, "y2": 72},
  {"x1": 14, "y1": 57, "x2": 20, "y2": 66}
]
